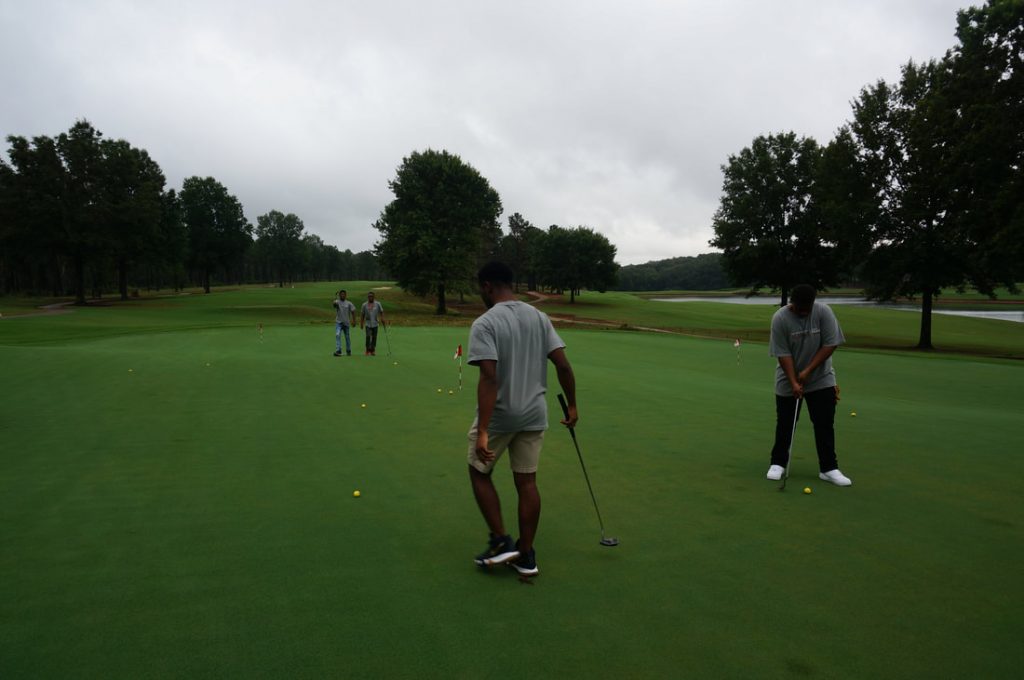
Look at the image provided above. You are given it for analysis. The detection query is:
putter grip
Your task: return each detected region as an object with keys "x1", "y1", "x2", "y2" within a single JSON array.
[{"x1": 557, "y1": 393, "x2": 570, "y2": 419}]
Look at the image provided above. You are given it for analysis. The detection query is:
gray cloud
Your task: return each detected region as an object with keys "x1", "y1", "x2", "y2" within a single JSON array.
[{"x1": 0, "y1": 0, "x2": 966, "y2": 264}]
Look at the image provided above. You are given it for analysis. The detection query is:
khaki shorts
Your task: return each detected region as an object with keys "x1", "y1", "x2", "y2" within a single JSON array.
[{"x1": 467, "y1": 421, "x2": 545, "y2": 474}]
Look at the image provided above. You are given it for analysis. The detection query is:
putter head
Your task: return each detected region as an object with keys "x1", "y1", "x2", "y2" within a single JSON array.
[{"x1": 600, "y1": 537, "x2": 619, "y2": 547}]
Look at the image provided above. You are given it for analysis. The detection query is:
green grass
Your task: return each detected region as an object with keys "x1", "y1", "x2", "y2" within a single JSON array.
[
  {"x1": 533, "y1": 291, "x2": 1024, "y2": 359},
  {"x1": 2, "y1": 284, "x2": 1023, "y2": 678}
]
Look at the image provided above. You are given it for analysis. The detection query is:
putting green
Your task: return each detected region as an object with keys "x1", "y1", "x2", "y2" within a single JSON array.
[{"x1": 1, "y1": 291, "x2": 1022, "y2": 678}]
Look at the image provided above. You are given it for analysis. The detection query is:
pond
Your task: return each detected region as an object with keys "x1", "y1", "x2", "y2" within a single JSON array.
[{"x1": 650, "y1": 296, "x2": 1024, "y2": 323}]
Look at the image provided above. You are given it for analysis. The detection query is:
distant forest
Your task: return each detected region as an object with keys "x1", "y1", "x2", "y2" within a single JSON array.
[{"x1": 614, "y1": 253, "x2": 730, "y2": 291}]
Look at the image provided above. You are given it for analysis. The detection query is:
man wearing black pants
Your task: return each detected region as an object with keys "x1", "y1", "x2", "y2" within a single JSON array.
[
  {"x1": 359, "y1": 291, "x2": 385, "y2": 356},
  {"x1": 766, "y1": 284, "x2": 852, "y2": 486}
]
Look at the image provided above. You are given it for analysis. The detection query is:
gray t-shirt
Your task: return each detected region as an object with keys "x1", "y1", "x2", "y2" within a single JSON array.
[
  {"x1": 770, "y1": 302, "x2": 845, "y2": 396},
  {"x1": 360, "y1": 301, "x2": 383, "y2": 327},
  {"x1": 468, "y1": 301, "x2": 565, "y2": 433},
  {"x1": 333, "y1": 299, "x2": 356, "y2": 325}
]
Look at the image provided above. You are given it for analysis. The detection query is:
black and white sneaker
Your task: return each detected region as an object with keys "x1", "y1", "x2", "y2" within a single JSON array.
[
  {"x1": 510, "y1": 544, "x2": 539, "y2": 576},
  {"x1": 474, "y1": 534, "x2": 519, "y2": 567},
  {"x1": 333, "y1": 350, "x2": 343, "y2": 357}
]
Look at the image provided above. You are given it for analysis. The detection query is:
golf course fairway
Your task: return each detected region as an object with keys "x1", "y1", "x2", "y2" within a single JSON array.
[{"x1": 2, "y1": 284, "x2": 1022, "y2": 678}]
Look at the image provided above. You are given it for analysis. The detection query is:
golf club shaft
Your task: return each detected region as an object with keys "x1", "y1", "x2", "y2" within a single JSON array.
[
  {"x1": 780, "y1": 396, "x2": 802, "y2": 490},
  {"x1": 557, "y1": 393, "x2": 608, "y2": 535}
]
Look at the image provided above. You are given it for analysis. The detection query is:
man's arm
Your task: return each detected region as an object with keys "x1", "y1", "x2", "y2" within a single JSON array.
[
  {"x1": 475, "y1": 360, "x2": 499, "y2": 463},
  {"x1": 778, "y1": 356, "x2": 803, "y2": 399},
  {"x1": 377, "y1": 303, "x2": 385, "y2": 326},
  {"x1": 349, "y1": 304, "x2": 356, "y2": 326},
  {"x1": 548, "y1": 348, "x2": 577, "y2": 427},
  {"x1": 359, "y1": 305, "x2": 365, "y2": 329},
  {"x1": 797, "y1": 346, "x2": 837, "y2": 384}
]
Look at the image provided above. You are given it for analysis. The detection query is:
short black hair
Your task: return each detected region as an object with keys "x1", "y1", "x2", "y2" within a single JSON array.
[
  {"x1": 791, "y1": 284, "x2": 817, "y2": 307},
  {"x1": 478, "y1": 261, "x2": 514, "y2": 287},
  {"x1": 339, "y1": 289, "x2": 346, "y2": 295}
]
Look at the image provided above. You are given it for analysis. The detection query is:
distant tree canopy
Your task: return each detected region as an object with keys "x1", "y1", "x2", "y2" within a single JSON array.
[
  {"x1": 615, "y1": 253, "x2": 729, "y2": 291},
  {"x1": 253, "y1": 210, "x2": 305, "y2": 288},
  {"x1": 0, "y1": 120, "x2": 384, "y2": 298},
  {"x1": 535, "y1": 225, "x2": 619, "y2": 303},
  {"x1": 374, "y1": 149, "x2": 503, "y2": 315},
  {"x1": 180, "y1": 176, "x2": 252, "y2": 294},
  {"x1": 709, "y1": 0, "x2": 1023, "y2": 350}
]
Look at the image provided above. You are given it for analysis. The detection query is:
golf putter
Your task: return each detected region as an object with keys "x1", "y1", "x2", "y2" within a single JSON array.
[
  {"x1": 557, "y1": 393, "x2": 619, "y2": 547},
  {"x1": 779, "y1": 397, "x2": 802, "y2": 491},
  {"x1": 383, "y1": 321, "x2": 393, "y2": 357}
]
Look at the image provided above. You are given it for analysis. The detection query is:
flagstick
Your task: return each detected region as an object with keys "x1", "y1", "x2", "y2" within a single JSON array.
[{"x1": 458, "y1": 356, "x2": 463, "y2": 391}]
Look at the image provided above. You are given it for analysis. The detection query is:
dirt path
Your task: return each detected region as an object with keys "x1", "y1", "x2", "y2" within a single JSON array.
[
  {"x1": 524, "y1": 290, "x2": 559, "y2": 303},
  {"x1": 1, "y1": 301, "x2": 78, "y2": 319}
]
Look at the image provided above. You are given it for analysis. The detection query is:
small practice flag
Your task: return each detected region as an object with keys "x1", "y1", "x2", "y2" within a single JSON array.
[
  {"x1": 454, "y1": 344, "x2": 463, "y2": 391},
  {"x1": 733, "y1": 339, "x2": 741, "y2": 348}
]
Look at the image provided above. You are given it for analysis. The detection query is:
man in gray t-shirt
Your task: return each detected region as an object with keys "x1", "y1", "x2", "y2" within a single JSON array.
[
  {"x1": 359, "y1": 291, "x2": 385, "y2": 356},
  {"x1": 766, "y1": 284, "x2": 852, "y2": 486},
  {"x1": 332, "y1": 289, "x2": 356, "y2": 356},
  {"x1": 466, "y1": 261, "x2": 577, "y2": 577}
]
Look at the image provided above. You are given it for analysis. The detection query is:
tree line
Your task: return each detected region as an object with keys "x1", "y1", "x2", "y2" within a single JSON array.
[
  {"x1": 615, "y1": 253, "x2": 730, "y2": 291},
  {"x1": 0, "y1": 121, "x2": 383, "y2": 302},
  {"x1": 710, "y1": 0, "x2": 1023, "y2": 349},
  {"x1": 373, "y1": 149, "x2": 619, "y2": 314}
]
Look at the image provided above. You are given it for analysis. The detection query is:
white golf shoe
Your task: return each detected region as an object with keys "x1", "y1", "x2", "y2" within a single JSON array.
[
  {"x1": 766, "y1": 465, "x2": 785, "y2": 481},
  {"x1": 819, "y1": 469, "x2": 853, "y2": 486}
]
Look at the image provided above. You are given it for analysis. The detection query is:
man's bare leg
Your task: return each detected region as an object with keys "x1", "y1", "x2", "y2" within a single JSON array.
[
  {"x1": 469, "y1": 465, "x2": 506, "y2": 536},
  {"x1": 513, "y1": 471, "x2": 540, "y2": 552}
]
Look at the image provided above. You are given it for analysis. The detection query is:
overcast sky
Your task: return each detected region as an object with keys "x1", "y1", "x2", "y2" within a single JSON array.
[{"x1": 0, "y1": 0, "x2": 969, "y2": 264}]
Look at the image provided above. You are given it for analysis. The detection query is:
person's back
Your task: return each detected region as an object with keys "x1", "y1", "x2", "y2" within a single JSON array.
[
  {"x1": 466, "y1": 260, "x2": 577, "y2": 579},
  {"x1": 470, "y1": 300, "x2": 557, "y2": 432}
]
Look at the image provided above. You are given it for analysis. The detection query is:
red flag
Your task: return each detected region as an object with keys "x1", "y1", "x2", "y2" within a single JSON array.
[{"x1": 454, "y1": 344, "x2": 463, "y2": 360}]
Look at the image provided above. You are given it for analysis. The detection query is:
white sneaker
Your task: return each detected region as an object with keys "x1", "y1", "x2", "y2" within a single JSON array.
[
  {"x1": 766, "y1": 465, "x2": 785, "y2": 481},
  {"x1": 819, "y1": 469, "x2": 852, "y2": 486}
]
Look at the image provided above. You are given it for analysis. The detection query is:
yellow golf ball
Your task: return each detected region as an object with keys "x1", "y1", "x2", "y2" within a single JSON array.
[
  {"x1": 851, "y1": 412, "x2": 857, "y2": 417},
  {"x1": 353, "y1": 490, "x2": 361, "y2": 498},
  {"x1": 448, "y1": 390, "x2": 454, "y2": 395},
  {"x1": 437, "y1": 388, "x2": 442, "y2": 393},
  {"x1": 803, "y1": 487, "x2": 812, "y2": 494},
  {"x1": 361, "y1": 403, "x2": 366, "y2": 408}
]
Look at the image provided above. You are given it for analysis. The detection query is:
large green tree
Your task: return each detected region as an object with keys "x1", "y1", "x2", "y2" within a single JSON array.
[
  {"x1": 1, "y1": 134, "x2": 65, "y2": 295},
  {"x1": 497, "y1": 212, "x2": 535, "y2": 292},
  {"x1": 56, "y1": 121, "x2": 108, "y2": 304},
  {"x1": 710, "y1": 132, "x2": 835, "y2": 306},
  {"x1": 537, "y1": 225, "x2": 619, "y2": 302},
  {"x1": 847, "y1": 62, "x2": 963, "y2": 349},
  {"x1": 942, "y1": 0, "x2": 1023, "y2": 294},
  {"x1": 255, "y1": 210, "x2": 305, "y2": 287},
  {"x1": 100, "y1": 138, "x2": 166, "y2": 300},
  {"x1": 373, "y1": 149, "x2": 502, "y2": 314},
  {"x1": 816, "y1": 0, "x2": 1021, "y2": 350},
  {"x1": 154, "y1": 188, "x2": 187, "y2": 291},
  {"x1": 180, "y1": 176, "x2": 251, "y2": 294}
]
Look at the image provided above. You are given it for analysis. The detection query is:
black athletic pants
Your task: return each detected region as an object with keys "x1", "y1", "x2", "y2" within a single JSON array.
[
  {"x1": 770, "y1": 387, "x2": 839, "y2": 473},
  {"x1": 365, "y1": 326, "x2": 378, "y2": 353}
]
